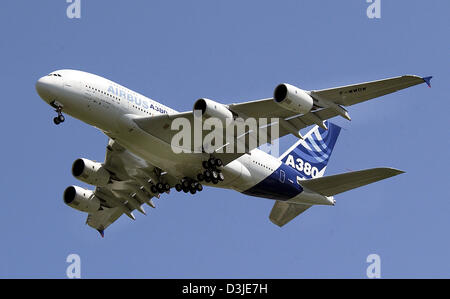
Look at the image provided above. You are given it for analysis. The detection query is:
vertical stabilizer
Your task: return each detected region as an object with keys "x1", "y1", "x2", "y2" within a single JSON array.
[{"x1": 279, "y1": 121, "x2": 341, "y2": 179}]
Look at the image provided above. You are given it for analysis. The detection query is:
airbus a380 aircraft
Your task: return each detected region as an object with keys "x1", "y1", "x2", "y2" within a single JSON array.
[{"x1": 35, "y1": 70, "x2": 432, "y2": 236}]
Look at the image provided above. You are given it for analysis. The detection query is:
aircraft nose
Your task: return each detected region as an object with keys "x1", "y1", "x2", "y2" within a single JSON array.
[{"x1": 35, "y1": 76, "x2": 54, "y2": 101}]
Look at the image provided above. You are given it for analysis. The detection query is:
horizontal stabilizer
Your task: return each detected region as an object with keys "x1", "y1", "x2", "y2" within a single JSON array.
[
  {"x1": 86, "y1": 207, "x2": 123, "y2": 232},
  {"x1": 269, "y1": 201, "x2": 311, "y2": 227},
  {"x1": 300, "y1": 168, "x2": 404, "y2": 196}
]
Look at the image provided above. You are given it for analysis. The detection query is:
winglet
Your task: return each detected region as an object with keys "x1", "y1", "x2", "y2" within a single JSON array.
[
  {"x1": 422, "y1": 76, "x2": 433, "y2": 88},
  {"x1": 97, "y1": 229, "x2": 105, "y2": 238}
]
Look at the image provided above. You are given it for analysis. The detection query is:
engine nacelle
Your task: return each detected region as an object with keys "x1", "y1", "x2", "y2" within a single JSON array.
[
  {"x1": 273, "y1": 83, "x2": 314, "y2": 114},
  {"x1": 193, "y1": 98, "x2": 233, "y2": 120},
  {"x1": 63, "y1": 185, "x2": 100, "y2": 213},
  {"x1": 72, "y1": 158, "x2": 110, "y2": 187}
]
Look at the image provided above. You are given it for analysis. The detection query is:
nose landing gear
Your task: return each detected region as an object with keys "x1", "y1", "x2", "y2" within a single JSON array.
[
  {"x1": 51, "y1": 101, "x2": 65, "y2": 125},
  {"x1": 53, "y1": 114, "x2": 65, "y2": 125}
]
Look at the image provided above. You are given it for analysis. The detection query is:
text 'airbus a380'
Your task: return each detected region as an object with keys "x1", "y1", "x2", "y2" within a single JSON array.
[{"x1": 35, "y1": 70, "x2": 432, "y2": 237}]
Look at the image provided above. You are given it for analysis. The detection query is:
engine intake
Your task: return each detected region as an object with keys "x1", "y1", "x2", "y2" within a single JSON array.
[
  {"x1": 193, "y1": 98, "x2": 233, "y2": 120},
  {"x1": 63, "y1": 185, "x2": 100, "y2": 213},
  {"x1": 72, "y1": 158, "x2": 110, "y2": 186},
  {"x1": 273, "y1": 83, "x2": 314, "y2": 114}
]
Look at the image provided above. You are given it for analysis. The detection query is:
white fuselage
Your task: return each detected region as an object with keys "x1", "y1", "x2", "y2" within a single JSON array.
[{"x1": 36, "y1": 69, "x2": 333, "y2": 206}]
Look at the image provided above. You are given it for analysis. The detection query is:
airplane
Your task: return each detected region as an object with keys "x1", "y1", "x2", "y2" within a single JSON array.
[{"x1": 35, "y1": 70, "x2": 432, "y2": 237}]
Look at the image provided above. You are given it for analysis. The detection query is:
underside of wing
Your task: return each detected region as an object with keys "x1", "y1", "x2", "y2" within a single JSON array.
[
  {"x1": 80, "y1": 139, "x2": 179, "y2": 236},
  {"x1": 133, "y1": 111, "x2": 284, "y2": 164},
  {"x1": 133, "y1": 107, "x2": 339, "y2": 165}
]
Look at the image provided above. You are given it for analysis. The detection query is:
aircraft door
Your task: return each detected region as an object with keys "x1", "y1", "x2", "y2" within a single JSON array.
[{"x1": 279, "y1": 170, "x2": 285, "y2": 183}]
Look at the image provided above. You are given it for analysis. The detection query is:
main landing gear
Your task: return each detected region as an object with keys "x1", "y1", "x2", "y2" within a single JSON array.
[
  {"x1": 149, "y1": 168, "x2": 171, "y2": 195},
  {"x1": 199, "y1": 157, "x2": 224, "y2": 185},
  {"x1": 175, "y1": 178, "x2": 203, "y2": 195},
  {"x1": 150, "y1": 181, "x2": 171, "y2": 194},
  {"x1": 52, "y1": 102, "x2": 65, "y2": 125},
  {"x1": 173, "y1": 157, "x2": 223, "y2": 195}
]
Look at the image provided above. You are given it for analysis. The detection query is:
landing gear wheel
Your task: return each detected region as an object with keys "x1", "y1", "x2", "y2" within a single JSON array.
[
  {"x1": 215, "y1": 158, "x2": 223, "y2": 168},
  {"x1": 150, "y1": 185, "x2": 158, "y2": 194},
  {"x1": 204, "y1": 170, "x2": 212, "y2": 179},
  {"x1": 197, "y1": 173, "x2": 204, "y2": 182},
  {"x1": 156, "y1": 182, "x2": 164, "y2": 193},
  {"x1": 211, "y1": 171, "x2": 219, "y2": 180},
  {"x1": 196, "y1": 183, "x2": 203, "y2": 192},
  {"x1": 182, "y1": 180, "x2": 190, "y2": 189},
  {"x1": 52, "y1": 103, "x2": 65, "y2": 125},
  {"x1": 175, "y1": 184, "x2": 182, "y2": 192},
  {"x1": 202, "y1": 161, "x2": 209, "y2": 169},
  {"x1": 212, "y1": 178, "x2": 219, "y2": 185},
  {"x1": 189, "y1": 189, "x2": 197, "y2": 195},
  {"x1": 164, "y1": 183, "x2": 170, "y2": 191},
  {"x1": 208, "y1": 157, "x2": 216, "y2": 168},
  {"x1": 182, "y1": 187, "x2": 189, "y2": 193},
  {"x1": 218, "y1": 172, "x2": 225, "y2": 181},
  {"x1": 204, "y1": 177, "x2": 211, "y2": 183}
]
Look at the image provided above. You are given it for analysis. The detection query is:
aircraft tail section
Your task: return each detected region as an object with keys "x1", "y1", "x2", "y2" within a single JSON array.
[{"x1": 279, "y1": 121, "x2": 341, "y2": 179}]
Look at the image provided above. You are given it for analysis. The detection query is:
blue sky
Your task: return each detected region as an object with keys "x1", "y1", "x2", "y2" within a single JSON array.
[{"x1": 0, "y1": 1, "x2": 448, "y2": 278}]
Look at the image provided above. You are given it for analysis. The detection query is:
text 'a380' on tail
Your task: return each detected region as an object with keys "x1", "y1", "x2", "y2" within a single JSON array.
[{"x1": 279, "y1": 120, "x2": 341, "y2": 179}]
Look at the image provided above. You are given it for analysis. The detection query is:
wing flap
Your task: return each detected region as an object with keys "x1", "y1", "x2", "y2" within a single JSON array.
[{"x1": 300, "y1": 168, "x2": 404, "y2": 196}]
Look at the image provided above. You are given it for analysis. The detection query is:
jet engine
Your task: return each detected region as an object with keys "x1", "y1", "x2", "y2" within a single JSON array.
[
  {"x1": 63, "y1": 185, "x2": 100, "y2": 213},
  {"x1": 72, "y1": 158, "x2": 110, "y2": 186},
  {"x1": 193, "y1": 98, "x2": 234, "y2": 120},
  {"x1": 273, "y1": 83, "x2": 314, "y2": 114}
]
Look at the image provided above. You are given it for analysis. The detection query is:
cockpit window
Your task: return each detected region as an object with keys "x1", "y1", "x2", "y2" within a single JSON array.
[{"x1": 48, "y1": 73, "x2": 62, "y2": 77}]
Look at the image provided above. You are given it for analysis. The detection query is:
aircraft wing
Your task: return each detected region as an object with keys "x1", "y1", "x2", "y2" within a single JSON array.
[
  {"x1": 269, "y1": 201, "x2": 311, "y2": 227},
  {"x1": 310, "y1": 75, "x2": 432, "y2": 107},
  {"x1": 230, "y1": 75, "x2": 430, "y2": 116},
  {"x1": 134, "y1": 75, "x2": 430, "y2": 165},
  {"x1": 133, "y1": 108, "x2": 338, "y2": 165},
  {"x1": 300, "y1": 168, "x2": 405, "y2": 196},
  {"x1": 85, "y1": 139, "x2": 178, "y2": 236}
]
